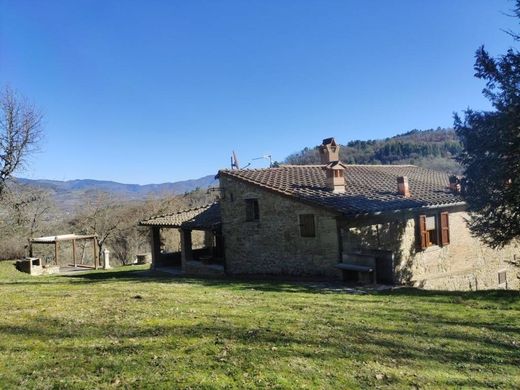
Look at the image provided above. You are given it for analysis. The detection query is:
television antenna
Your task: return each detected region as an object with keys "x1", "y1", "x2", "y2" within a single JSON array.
[
  {"x1": 252, "y1": 154, "x2": 273, "y2": 168},
  {"x1": 230, "y1": 151, "x2": 240, "y2": 169}
]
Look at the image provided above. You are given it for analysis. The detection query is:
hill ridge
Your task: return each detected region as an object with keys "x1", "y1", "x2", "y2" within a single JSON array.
[{"x1": 285, "y1": 128, "x2": 462, "y2": 174}]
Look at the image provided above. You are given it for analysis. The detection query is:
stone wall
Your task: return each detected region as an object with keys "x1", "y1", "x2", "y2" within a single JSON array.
[
  {"x1": 161, "y1": 229, "x2": 209, "y2": 253},
  {"x1": 219, "y1": 176, "x2": 342, "y2": 278},
  {"x1": 342, "y1": 211, "x2": 520, "y2": 290}
]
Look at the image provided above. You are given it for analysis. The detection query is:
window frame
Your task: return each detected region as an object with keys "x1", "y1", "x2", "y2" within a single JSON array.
[
  {"x1": 299, "y1": 214, "x2": 316, "y2": 238},
  {"x1": 418, "y1": 212, "x2": 450, "y2": 250},
  {"x1": 498, "y1": 270, "x2": 507, "y2": 285},
  {"x1": 245, "y1": 198, "x2": 259, "y2": 222}
]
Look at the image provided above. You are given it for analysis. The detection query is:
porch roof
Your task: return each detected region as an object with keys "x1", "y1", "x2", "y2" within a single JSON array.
[
  {"x1": 139, "y1": 202, "x2": 221, "y2": 230},
  {"x1": 30, "y1": 234, "x2": 97, "y2": 244}
]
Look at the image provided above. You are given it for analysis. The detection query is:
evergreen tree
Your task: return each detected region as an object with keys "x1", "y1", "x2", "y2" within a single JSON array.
[{"x1": 454, "y1": 1, "x2": 520, "y2": 247}]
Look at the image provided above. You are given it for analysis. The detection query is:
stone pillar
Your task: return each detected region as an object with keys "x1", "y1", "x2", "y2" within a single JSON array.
[
  {"x1": 151, "y1": 227, "x2": 161, "y2": 269},
  {"x1": 103, "y1": 248, "x2": 111, "y2": 270},
  {"x1": 180, "y1": 228, "x2": 193, "y2": 272}
]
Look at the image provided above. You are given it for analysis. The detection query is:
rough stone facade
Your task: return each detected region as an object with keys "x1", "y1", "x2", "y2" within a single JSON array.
[
  {"x1": 342, "y1": 211, "x2": 520, "y2": 290},
  {"x1": 220, "y1": 175, "x2": 520, "y2": 290},
  {"x1": 161, "y1": 228, "x2": 209, "y2": 253},
  {"x1": 220, "y1": 176, "x2": 341, "y2": 279}
]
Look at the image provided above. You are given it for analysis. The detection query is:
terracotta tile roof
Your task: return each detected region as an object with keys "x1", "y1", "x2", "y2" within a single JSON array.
[
  {"x1": 140, "y1": 203, "x2": 221, "y2": 229},
  {"x1": 219, "y1": 165, "x2": 465, "y2": 216}
]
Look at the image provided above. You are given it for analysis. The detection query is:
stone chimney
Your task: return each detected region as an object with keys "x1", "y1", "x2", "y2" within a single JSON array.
[
  {"x1": 319, "y1": 137, "x2": 339, "y2": 164},
  {"x1": 397, "y1": 176, "x2": 411, "y2": 197}
]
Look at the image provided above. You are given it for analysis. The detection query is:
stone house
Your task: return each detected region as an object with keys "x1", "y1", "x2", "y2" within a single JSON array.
[
  {"x1": 141, "y1": 138, "x2": 519, "y2": 290},
  {"x1": 216, "y1": 138, "x2": 520, "y2": 290}
]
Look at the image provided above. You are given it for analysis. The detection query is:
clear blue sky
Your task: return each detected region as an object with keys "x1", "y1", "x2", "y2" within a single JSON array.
[{"x1": 0, "y1": 0, "x2": 517, "y2": 184}]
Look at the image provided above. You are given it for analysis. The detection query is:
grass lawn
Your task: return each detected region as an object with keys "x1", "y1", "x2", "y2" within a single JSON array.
[{"x1": 0, "y1": 262, "x2": 519, "y2": 389}]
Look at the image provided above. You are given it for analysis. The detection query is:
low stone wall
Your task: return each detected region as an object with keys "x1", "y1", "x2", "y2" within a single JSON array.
[{"x1": 15, "y1": 258, "x2": 60, "y2": 276}]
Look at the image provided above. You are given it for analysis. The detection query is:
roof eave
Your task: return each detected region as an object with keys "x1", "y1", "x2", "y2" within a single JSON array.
[{"x1": 340, "y1": 201, "x2": 467, "y2": 220}]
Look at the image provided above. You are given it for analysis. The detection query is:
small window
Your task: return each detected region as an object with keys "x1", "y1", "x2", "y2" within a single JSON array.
[
  {"x1": 425, "y1": 216, "x2": 438, "y2": 246},
  {"x1": 419, "y1": 212, "x2": 450, "y2": 249},
  {"x1": 498, "y1": 270, "x2": 507, "y2": 285},
  {"x1": 299, "y1": 214, "x2": 316, "y2": 237},
  {"x1": 245, "y1": 199, "x2": 259, "y2": 221}
]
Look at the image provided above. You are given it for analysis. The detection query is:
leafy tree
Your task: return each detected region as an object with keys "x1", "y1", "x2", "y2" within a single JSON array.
[
  {"x1": 454, "y1": 2, "x2": 520, "y2": 247},
  {"x1": 0, "y1": 87, "x2": 43, "y2": 198}
]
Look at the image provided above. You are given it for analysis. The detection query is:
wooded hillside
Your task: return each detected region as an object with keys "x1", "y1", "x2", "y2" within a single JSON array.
[{"x1": 285, "y1": 128, "x2": 462, "y2": 174}]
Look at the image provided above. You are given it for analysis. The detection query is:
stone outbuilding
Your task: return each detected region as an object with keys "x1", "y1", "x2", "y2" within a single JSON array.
[{"x1": 140, "y1": 203, "x2": 224, "y2": 275}]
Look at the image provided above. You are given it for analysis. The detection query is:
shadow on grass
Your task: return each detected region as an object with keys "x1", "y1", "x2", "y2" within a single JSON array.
[
  {"x1": 1, "y1": 264, "x2": 519, "y2": 388},
  {"x1": 68, "y1": 270, "x2": 520, "y2": 300},
  {"x1": 2, "y1": 266, "x2": 519, "y2": 303},
  {"x1": 0, "y1": 307, "x2": 519, "y2": 389}
]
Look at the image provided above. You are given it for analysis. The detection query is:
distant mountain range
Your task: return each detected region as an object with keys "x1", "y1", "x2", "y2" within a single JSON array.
[
  {"x1": 15, "y1": 128, "x2": 462, "y2": 213},
  {"x1": 15, "y1": 175, "x2": 217, "y2": 212}
]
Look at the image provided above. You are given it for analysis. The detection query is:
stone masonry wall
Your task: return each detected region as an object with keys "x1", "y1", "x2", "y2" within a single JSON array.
[
  {"x1": 161, "y1": 229, "x2": 209, "y2": 253},
  {"x1": 343, "y1": 211, "x2": 520, "y2": 290},
  {"x1": 220, "y1": 176, "x2": 342, "y2": 279}
]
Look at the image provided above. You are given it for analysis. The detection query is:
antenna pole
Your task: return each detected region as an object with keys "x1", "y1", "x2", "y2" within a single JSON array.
[{"x1": 231, "y1": 151, "x2": 240, "y2": 169}]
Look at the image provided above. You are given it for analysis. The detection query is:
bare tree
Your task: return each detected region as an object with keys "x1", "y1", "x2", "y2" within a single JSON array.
[
  {"x1": 0, "y1": 87, "x2": 43, "y2": 198},
  {"x1": 69, "y1": 191, "x2": 124, "y2": 261},
  {"x1": 0, "y1": 183, "x2": 56, "y2": 259}
]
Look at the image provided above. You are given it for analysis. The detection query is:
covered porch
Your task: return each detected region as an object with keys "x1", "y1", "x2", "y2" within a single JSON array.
[
  {"x1": 140, "y1": 202, "x2": 224, "y2": 276},
  {"x1": 336, "y1": 218, "x2": 396, "y2": 285}
]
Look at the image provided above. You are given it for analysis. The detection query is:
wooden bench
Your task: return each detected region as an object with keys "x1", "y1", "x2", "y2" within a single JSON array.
[
  {"x1": 336, "y1": 263, "x2": 375, "y2": 273},
  {"x1": 337, "y1": 252, "x2": 377, "y2": 283}
]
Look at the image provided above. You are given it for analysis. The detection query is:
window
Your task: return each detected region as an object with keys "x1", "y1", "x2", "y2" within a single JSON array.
[
  {"x1": 245, "y1": 199, "x2": 259, "y2": 221},
  {"x1": 498, "y1": 270, "x2": 507, "y2": 285},
  {"x1": 418, "y1": 212, "x2": 450, "y2": 249},
  {"x1": 299, "y1": 214, "x2": 316, "y2": 237}
]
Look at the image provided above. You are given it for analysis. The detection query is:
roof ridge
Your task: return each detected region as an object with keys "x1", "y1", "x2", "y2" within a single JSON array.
[
  {"x1": 346, "y1": 164, "x2": 417, "y2": 167},
  {"x1": 223, "y1": 163, "x2": 421, "y2": 171},
  {"x1": 141, "y1": 202, "x2": 216, "y2": 221}
]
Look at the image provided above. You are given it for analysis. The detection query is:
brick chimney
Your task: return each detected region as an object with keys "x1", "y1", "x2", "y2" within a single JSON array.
[
  {"x1": 325, "y1": 161, "x2": 346, "y2": 193},
  {"x1": 397, "y1": 176, "x2": 411, "y2": 197},
  {"x1": 319, "y1": 138, "x2": 345, "y2": 193},
  {"x1": 319, "y1": 137, "x2": 339, "y2": 164},
  {"x1": 449, "y1": 175, "x2": 461, "y2": 193}
]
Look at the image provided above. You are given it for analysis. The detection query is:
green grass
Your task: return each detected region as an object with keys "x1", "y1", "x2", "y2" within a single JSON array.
[{"x1": 0, "y1": 261, "x2": 519, "y2": 389}]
